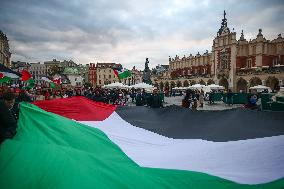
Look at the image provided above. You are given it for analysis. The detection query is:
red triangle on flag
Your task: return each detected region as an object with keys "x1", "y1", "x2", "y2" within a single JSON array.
[
  {"x1": 22, "y1": 70, "x2": 32, "y2": 81},
  {"x1": 113, "y1": 69, "x2": 119, "y2": 77},
  {"x1": 0, "y1": 72, "x2": 4, "y2": 79},
  {"x1": 53, "y1": 78, "x2": 61, "y2": 84}
]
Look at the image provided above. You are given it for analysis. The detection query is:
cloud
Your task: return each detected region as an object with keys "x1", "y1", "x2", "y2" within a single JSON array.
[{"x1": 0, "y1": 0, "x2": 283, "y2": 70}]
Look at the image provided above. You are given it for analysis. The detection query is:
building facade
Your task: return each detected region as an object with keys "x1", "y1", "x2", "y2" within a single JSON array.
[
  {"x1": 11, "y1": 61, "x2": 31, "y2": 73},
  {"x1": 0, "y1": 30, "x2": 11, "y2": 68},
  {"x1": 96, "y1": 63, "x2": 122, "y2": 86},
  {"x1": 121, "y1": 67, "x2": 143, "y2": 86},
  {"x1": 88, "y1": 63, "x2": 97, "y2": 87},
  {"x1": 44, "y1": 59, "x2": 61, "y2": 75},
  {"x1": 61, "y1": 60, "x2": 78, "y2": 68},
  {"x1": 29, "y1": 62, "x2": 48, "y2": 84},
  {"x1": 153, "y1": 11, "x2": 284, "y2": 92}
]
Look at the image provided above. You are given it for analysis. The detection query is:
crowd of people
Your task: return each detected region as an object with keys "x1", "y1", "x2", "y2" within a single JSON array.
[
  {"x1": 0, "y1": 86, "x2": 164, "y2": 106},
  {"x1": 180, "y1": 88, "x2": 264, "y2": 110},
  {"x1": 1, "y1": 83, "x2": 275, "y2": 143},
  {"x1": 0, "y1": 85, "x2": 165, "y2": 143}
]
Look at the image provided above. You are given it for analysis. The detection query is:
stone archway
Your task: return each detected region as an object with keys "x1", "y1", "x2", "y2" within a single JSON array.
[
  {"x1": 266, "y1": 76, "x2": 279, "y2": 91},
  {"x1": 199, "y1": 79, "x2": 206, "y2": 85},
  {"x1": 207, "y1": 79, "x2": 215, "y2": 85},
  {"x1": 165, "y1": 81, "x2": 169, "y2": 90},
  {"x1": 190, "y1": 80, "x2": 196, "y2": 85},
  {"x1": 177, "y1": 81, "x2": 182, "y2": 87},
  {"x1": 170, "y1": 81, "x2": 176, "y2": 89},
  {"x1": 183, "y1": 80, "x2": 189, "y2": 87},
  {"x1": 236, "y1": 77, "x2": 248, "y2": 92},
  {"x1": 159, "y1": 82, "x2": 164, "y2": 90},
  {"x1": 219, "y1": 78, "x2": 229, "y2": 90},
  {"x1": 249, "y1": 77, "x2": 262, "y2": 87}
]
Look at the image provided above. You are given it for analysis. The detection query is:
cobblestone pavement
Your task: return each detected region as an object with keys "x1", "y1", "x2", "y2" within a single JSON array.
[{"x1": 126, "y1": 96, "x2": 242, "y2": 110}]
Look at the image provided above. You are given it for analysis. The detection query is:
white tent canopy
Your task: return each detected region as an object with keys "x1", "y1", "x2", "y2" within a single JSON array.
[
  {"x1": 102, "y1": 82, "x2": 130, "y2": 89},
  {"x1": 207, "y1": 84, "x2": 225, "y2": 90},
  {"x1": 173, "y1": 87, "x2": 187, "y2": 90},
  {"x1": 131, "y1": 82, "x2": 154, "y2": 89},
  {"x1": 249, "y1": 85, "x2": 270, "y2": 89},
  {"x1": 188, "y1": 84, "x2": 206, "y2": 89},
  {"x1": 249, "y1": 85, "x2": 271, "y2": 92}
]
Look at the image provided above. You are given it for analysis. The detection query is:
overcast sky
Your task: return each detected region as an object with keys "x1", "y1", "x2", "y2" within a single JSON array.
[{"x1": 1, "y1": 0, "x2": 283, "y2": 70}]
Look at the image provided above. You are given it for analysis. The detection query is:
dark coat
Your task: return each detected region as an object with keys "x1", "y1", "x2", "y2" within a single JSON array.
[
  {"x1": 148, "y1": 94, "x2": 163, "y2": 108},
  {"x1": 0, "y1": 100, "x2": 18, "y2": 143},
  {"x1": 135, "y1": 93, "x2": 145, "y2": 106}
]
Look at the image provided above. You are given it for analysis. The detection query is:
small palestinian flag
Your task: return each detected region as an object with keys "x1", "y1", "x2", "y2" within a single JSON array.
[
  {"x1": 22, "y1": 70, "x2": 32, "y2": 81},
  {"x1": 53, "y1": 78, "x2": 61, "y2": 85},
  {"x1": 42, "y1": 77, "x2": 56, "y2": 89},
  {"x1": 0, "y1": 64, "x2": 20, "y2": 83},
  {"x1": 113, "y1": 68, "x2": 131, "y2": 79}
]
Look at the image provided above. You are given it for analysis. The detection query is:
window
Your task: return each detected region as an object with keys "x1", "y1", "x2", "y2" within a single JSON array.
[
  {"x1": 109, "y1": 75, "x2": 111, "y2": 79},
  {"x1": 253, "y1": 46, "x2": 256, "y2": 54},
  {"x1": 104, "y1": 75, "x2": 106, "y2": 79},
  {"x1": 247, "y1": 59, "x2": 252, "y2": 68}
]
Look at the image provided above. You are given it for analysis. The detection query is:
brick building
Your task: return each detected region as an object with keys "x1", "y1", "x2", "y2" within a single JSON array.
[{"x1": 88, "y1": 63, "x2": 97, "y2": 87}]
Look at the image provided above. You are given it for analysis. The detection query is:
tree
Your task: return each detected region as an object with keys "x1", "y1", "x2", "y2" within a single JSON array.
[
  {"x1": 48, "y1": 65, "x2": 61, "y2": 76},
  {"x1": 84, "y1": 82, "x2": 92, "y2": 88}
]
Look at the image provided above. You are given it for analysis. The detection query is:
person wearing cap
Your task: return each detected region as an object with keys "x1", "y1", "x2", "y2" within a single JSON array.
[{"x1": 0, "y1": 91, "x2": 18, "y2": 143}]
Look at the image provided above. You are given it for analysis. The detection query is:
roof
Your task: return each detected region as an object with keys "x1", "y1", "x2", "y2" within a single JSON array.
[{"x1": 63, "y1": 67, "x2": 79, "y2": 75}]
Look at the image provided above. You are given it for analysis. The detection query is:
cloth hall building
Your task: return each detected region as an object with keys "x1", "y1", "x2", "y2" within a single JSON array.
[{"x1": 152, "y1": 11, "x2": 284, "y2": 92}]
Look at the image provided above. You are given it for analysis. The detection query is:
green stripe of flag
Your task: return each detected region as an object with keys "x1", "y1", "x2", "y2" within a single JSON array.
[
  {"x1": 0, "y1": 76, "x2": 11, "y2": 83},
  {"x1": 119, "y1": 69, "x2": 131, "y2": 79}
]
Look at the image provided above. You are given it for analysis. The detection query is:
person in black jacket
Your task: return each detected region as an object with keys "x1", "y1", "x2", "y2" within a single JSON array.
[
  {"x1": 135, "y1": 89, "x2": 145, "y2": 106},
  {"x1": 182, "y1": 90, "x2": 192, "y2": 108},
  {"x1": 148, "y1": 89, "x2": 163, "y2": 108},
  {"x1": 0, "y1": 91, "x2": 18, "y2": 144}
]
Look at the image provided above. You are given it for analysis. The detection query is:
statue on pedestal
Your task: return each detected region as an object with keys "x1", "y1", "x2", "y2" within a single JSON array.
[{"x1": 143, "y1": 58, "x2": 152, "y2": 84}]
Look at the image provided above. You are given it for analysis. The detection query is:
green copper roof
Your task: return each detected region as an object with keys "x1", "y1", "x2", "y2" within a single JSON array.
[{"x1": 63, "y1": 67, "x2": 79, "y2": 75}]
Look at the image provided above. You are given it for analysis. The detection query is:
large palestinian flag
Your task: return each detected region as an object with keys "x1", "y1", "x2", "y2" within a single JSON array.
[{"x1": 0, "y1": 97, "x2": 284, "y2": 188}]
